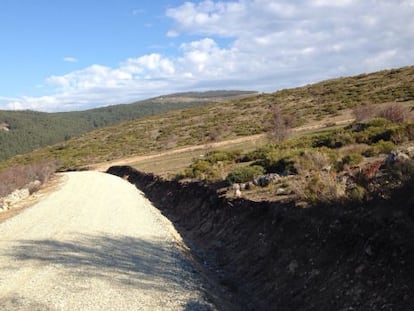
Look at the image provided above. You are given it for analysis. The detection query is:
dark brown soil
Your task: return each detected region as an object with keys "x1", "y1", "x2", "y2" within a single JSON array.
[{"x1": 107, "y1": 165, "x2": 414, "y2": 311}]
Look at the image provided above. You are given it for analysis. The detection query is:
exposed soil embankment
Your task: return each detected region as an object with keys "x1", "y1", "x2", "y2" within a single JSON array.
[{"x1": 107, "y1": 165, "x2": 414, "y2": 311}]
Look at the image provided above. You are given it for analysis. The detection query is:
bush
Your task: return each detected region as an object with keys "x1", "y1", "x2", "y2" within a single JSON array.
[
  {"x1": 0, "y1": 160, "x2": 57, "y2": 198},
  {"x1": 378, "y1": 103, "x2": 412, "y2": 123},
  {"x1": 295, "y1": 150, "x2": 333, "y2": 174},
  {"x1": 352, "y1": 118, "x2": 394, "y2": 144},
  {"x1": 204, "y1": 150, "x2": 240, "y2": 163},
  {"x1": 353, "y1": 105, "x2": 376, "y2": 122},
  {"x1": 241, "y1": 145, "x2": 275, "y2": 162},
  {"x1": 292, "y1": 172, "x2": 346, "y2": 205},
  {"x1": 186, "y1": 160, "x2": 221, "y2": 181},
  {"x1": 390, "y1": 123, "x2": 414, "y2": 144},
  {"x1": 340, "y1": 153, "x2": 363, "y2": 167},
  {"x1": 311, "y1": 131, "x2": 354, "y2": 148},
  {"x1": 268, "y1": 105, "x2": 293, "y2": 142},
  {"x1": 226, "y1": 165, "x2": 265, "y2": 184},
  {"x1": 372, "y1": 140, "x2": 396, "y2": 155}
]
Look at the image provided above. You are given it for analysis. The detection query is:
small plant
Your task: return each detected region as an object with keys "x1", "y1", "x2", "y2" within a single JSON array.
[
  {"x1": 338, "y1": 153, "x2": 364, "y2": 170},
  {"x1": 226, "y1": 165, "x2": 265, "y2": 184},
  {"x1": 295, "y1": 150, "x2": 333, "y2": 174},
  {"x1": 204, "y1": 150, "x2": 240, "y2": 164},
  {"x1": 292, "y1": 172, "x2": 346, "y2": 205},
  {"x1": 363, "y1": 140, "x2": 396, "y2": 156},
  {"x1": 185, "y1": 160, "x2": 222, "y2": 181}
]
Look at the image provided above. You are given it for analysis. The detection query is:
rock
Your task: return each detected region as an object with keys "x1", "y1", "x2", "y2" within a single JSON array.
[
  {"x1": 322, "y1": 165, "x2": 332, "y2": 172},
  {"x1": 288, "y1": 260, "x2": 298, "y2": 274},
  {"x1": 295, "y1": 201, "x2": 309, "y2": 208},
  {"x1": 27, "y1": 180, "x2": 41, "y2": 193},
  {"x1": 253, "y1": 174, "x2": 280, "y2": 187},
  {"x1": 276, "y1": 188, "x2": 288, "y2": 195},
  {"x1": 385, "y1": 150, "x2": 410, "y2": 164},
  {"x1": 355, "y1": 264, "x2": 365, "y2": 274},
  {"x1": 3, "y1": 188, "x2": 30, "y2": 209},
  {"x1": 397, "y1": 151, "x2": 410, "y2": 161},
  {"x1": 232, "y1": 183, "x2": 241, "y2": 191},
  {"x1": 365, "y1": 245, "x2": 373, "y2": 257},
  {"x1": 405, "y1": 146, "x2": 414, "y2": 157},
  {"x1": 234, "y1": 189, "x2": 242, "y2": 198}
]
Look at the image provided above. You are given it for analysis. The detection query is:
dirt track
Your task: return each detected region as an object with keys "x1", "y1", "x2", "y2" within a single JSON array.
[
  {"x1": 0, "y1": 171, "x2": 215, "y2": 310},
  {"x1": 92, "y1": 117, "x2": 355, "y2": 172}
]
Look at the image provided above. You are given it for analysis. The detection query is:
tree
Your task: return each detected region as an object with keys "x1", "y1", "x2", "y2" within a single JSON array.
[{"x1": 269, "y1": 105, "x2": 292, "y2": 142}]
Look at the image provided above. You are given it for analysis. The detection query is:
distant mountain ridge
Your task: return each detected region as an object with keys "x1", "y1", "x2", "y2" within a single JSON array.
[{"x1": 0, "y1": 90, "x2": 257, "y2": 161}]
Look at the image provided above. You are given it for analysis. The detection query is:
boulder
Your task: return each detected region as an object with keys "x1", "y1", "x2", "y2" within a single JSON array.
[{"x1": 1, "y1": 188, "x2": 30, "y2": 211}]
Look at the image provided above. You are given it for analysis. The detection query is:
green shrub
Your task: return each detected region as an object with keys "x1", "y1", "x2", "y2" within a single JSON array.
[
  {"x1": 373, "y1": 140, "x2": 396, "y2": 154},
  {"x1": 365, "y1": 117, "x2": 392, "y2": 128},
  {"x1": 226, "y1": 165, "x2": 265, "y2": 184},
  {"x1": 341, "y1": 153, "x2": 363, "y2": 166},
  {"x1": 351, "y1": 118, "x2": 405, "y2": 145},
  {"x1": 311, "y1": 131, "x2": 354, "y2": 148},
  {"x1": 241, "y1": 145, "x2": 275, "y2": 162},
  {"x1": 403, "y1": 123, "x2": 414, "y2": 140},
  {"x1": 294, "y1": 149, "x2": 334, "y2": 174},
  {"x1": 186, "y1": 160, "x2": 221, "y2": 180},
  {"x1": 293, "y1": 172, "x2": 346, "y2": 205},
  {"x1": 346, "y1": 185, "x2": 366, "y2": 202},
  {"x1": 204, "y1": 150, "x2": 241, "y2": 163},
  {"x1": 390, "y1": 122, "x2": 414, "y2": 143},
  {"x1": 268, "y1": 157, "x2": 297, "y2": 174}
]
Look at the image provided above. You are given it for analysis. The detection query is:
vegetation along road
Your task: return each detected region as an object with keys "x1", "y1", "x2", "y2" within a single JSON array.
[{"x1": 0, "y1": 171, "x2": 215, "y2": 310}]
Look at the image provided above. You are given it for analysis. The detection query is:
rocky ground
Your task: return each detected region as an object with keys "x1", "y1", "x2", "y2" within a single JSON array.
[{"x1": 108, "y1": 165, "x2": 414, "y2": 311}]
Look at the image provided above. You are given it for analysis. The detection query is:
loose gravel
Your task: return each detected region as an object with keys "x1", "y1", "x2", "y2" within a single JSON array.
[{"x1": 0, "y1": 171, "x2": 215, "y2": 310}]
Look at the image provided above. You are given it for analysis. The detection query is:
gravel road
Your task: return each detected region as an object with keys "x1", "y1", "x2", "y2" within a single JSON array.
[{"x1": 0, "y1": 171, "x2": 216, "y2": 310}]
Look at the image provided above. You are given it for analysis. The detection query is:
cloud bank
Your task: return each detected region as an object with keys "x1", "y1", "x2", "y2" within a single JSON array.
[{"x1": 4, "y1": 0, "x2": 414, "y2": 111}]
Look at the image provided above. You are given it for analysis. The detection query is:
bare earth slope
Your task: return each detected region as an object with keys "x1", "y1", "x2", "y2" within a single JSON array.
[{"x1": 0, "y1": 171, "x2": 214, "y2": 311}]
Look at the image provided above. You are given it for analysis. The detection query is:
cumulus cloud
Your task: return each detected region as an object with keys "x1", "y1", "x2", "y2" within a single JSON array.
[{"x1": 4, "y1": 0, "x2": 414, "y2": 111}]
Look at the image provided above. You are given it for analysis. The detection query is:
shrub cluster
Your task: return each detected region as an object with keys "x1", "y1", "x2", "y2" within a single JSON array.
[
  {"x1": 353, "y1": 102, "x2": 412, "y2": 123},
  {"x1": 226, "y1": 165, "x2": 265, "y2": 184},
  {"x1": 0, "y1": 161, "x2": 57, "y2": 198}
]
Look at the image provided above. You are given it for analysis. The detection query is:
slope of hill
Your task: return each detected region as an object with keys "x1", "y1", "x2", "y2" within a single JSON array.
[
  {"x1": 0, "y1": 90, "x2": 256, "y2": 161},
  {"x1": 1, "y1": 65, "x2": 414, "y2": 171}
]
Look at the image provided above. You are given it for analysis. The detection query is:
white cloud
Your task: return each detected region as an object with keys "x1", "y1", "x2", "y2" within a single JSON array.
[
  {"x1": 63, "y1": 57, "x2": 78, "y2": 63},
  {"x1": 166, "y1": 30, "x2": 179, "y2": 38},
  {"x1": 311, "y1": 0, "x2": 354, "y2": 7},
  {"x1": 3, "y1": 0, "x2": 414, "y2": 112}
]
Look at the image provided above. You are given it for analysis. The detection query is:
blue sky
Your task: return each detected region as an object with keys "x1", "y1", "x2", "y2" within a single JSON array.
[{"x1": 0, "y1": 0, "x2": 413, "y2": 112}]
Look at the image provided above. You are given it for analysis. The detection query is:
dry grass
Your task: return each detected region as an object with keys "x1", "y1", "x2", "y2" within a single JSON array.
[{"x1": 130, "y1": 136, "x2": 265, "y2": 178}]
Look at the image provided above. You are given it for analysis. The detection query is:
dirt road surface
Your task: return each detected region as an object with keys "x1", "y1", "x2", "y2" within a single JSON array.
[{"x1": 0, "y1": 171, "x2": 215, "y2": 310}]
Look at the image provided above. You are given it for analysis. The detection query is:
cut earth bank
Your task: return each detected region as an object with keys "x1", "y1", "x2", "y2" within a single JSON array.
[{"x1": 107, "y1": 166, "x2": 414, "y2": 311}]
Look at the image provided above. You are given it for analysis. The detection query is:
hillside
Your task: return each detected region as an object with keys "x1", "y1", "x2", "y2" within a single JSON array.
[
  {"x1": 2, "y1": 65, "x2": 414, "y2": 310},
  {"x1": 1, "y1": 65, "x2": 414, "y2": 172},
  {"x1": 2, "y1": 65, "x2": 412, "y2": 170},
  {"x1": 0, "y1": 90, "x2": 256, "y2": 161}
]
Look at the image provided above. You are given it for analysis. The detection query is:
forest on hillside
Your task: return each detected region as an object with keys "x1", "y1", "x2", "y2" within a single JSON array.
[{"x1": 0, "y1": 91, "x2": 255, "y2": 161}]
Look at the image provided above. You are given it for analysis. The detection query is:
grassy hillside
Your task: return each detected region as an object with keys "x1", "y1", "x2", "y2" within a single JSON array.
[
  {"x1": 1, "y1": 65, "x2": 414, "y2": 171},
  {"x1": 0, "y1": 90, "x2": 256, "y2": 161}
]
